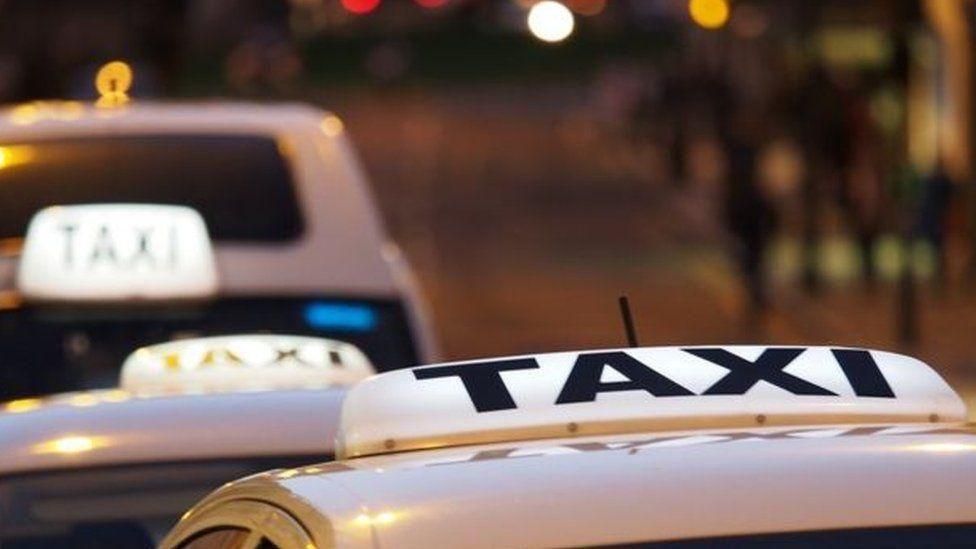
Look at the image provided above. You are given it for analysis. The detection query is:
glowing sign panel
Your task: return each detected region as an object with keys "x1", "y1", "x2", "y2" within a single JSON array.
[
  {"x1": 16, "y1": 204, "x2": 218, "y2": 301},
  {"x1": 121, "y1": 334, "x2": 375, "y2": 393},
  {"x1": 338, "y1": 346, "x2": 966, "y2": 458}
]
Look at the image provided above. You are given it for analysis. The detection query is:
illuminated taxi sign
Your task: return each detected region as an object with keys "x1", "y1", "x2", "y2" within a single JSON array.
[
  {"x1": 16, "y1": 204, "x2": 218, "y2": 301},
  {"x1": 120, "y1": 335, "x2": 374, "y2": 393},
  {"x1": 337, "y1": 346, "x2": 966, "y2": 458}
]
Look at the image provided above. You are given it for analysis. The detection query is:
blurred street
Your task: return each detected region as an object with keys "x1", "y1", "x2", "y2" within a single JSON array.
[
  {"x1": 5, "y1": 1, "x2": 976, "y2": 545},
  {"x1": 327, "y1": 84, "x2": 976, "y2": 413}
]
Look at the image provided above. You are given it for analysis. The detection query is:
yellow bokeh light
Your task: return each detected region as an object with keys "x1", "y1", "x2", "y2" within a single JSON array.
[
  {"x1": 101, "y1": 389, "x2": 130, "y2": 403},
  {"x1": 527, "y1": 1, "x2": 575, "y2": 43},
  {"x1": 95, "y1": 60, "x2": 133, "y2": 108},
  {"x1": 689, "y1": 0, "x2": 730, "y2": 30},
  {"x1": 6, "y1": 101, "x2": 87, "y2": 125},
  {"x1": 4, "y1": 398, "x2": 42, "y2": 414},
  {"x1": 0, "y1": 145, "x2": 36, "y2": 170},
  {"x1": 68, "y1": 393, "x2": 100, "y2": 407},
  {"x1": 320, "y1": 115, "x2": 345, "y2": 137},
  {"x1": 8, "y1": 104, "x2": 40, "y2": 125},
  {"x1": 32, "y1": 435, "x2": 106, "y2": 455},
  {"x1": 50, "y1": 101, "x2": 84, "y2": 121},
  {"x1": 375, "y1": 512, "x2": 396, "y2": 524},
  {"x1": 354, "y1": 511, "x2": 398, "y2": 527},
  {"x1": 910, "y1": 442, "x2": 976, "y2": 453}
]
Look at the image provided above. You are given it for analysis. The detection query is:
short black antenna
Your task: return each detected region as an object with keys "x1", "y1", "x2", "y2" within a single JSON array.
[{"x1": 618, "y1": 295, "x2": 639, "y2": 348}]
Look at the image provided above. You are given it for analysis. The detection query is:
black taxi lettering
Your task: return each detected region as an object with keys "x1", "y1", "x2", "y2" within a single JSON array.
[
  {"x1": 831, "y1": 348, "x2": 895, "y2": 397},
  {"x1": 413, "y1": 358, "x2": 539, "y2": 412},
  {"x1": 684, "y1": 348, "x2": 835, "y2": 396},
  {"x1": 60, "y1": 223, "x2": 178, "y2": 270},
  {"x1": 413, "y1": 347, "x2": 896, "y2": 413},
  {"x1": 555, "y1": 351, "x2": 693, "y2": 404}
]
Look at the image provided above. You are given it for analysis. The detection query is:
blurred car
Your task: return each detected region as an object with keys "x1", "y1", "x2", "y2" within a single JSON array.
[
  {"x1": 0, "y1": 102, "x2": 437, "y2": 399},
  {"x1": 0, "y1": 333, "x2": 374, "y2": 548},
  {"x1": 163, "y1": 345, "x2": 976, "y2": 548}
]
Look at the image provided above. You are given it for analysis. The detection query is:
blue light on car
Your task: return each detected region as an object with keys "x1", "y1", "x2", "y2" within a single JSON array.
[{"x1": 304, "y1": 302, "x2": 378, "y2": 332}]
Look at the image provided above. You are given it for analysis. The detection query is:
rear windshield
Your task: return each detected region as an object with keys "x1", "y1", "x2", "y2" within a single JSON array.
[
  {"x1": 0, "y1": 135, "x2": 303, "y2": 242},
  {"x1": 0, "y1": 456, "x2": 326, "y2": 548},
  {"x1": 0, "y1": 296, "x2": 419, "y2": 400}
]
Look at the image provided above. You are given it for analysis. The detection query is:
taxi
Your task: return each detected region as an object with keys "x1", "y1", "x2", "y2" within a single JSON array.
[
  {"x1": 0, "y1": 333, "x2": 374, "y2": 547},
  {"x1": 165, "y1": 345, "x2": 976, "y2": 547},
  {"x1": 0, "y1": 100, "x2": 437, "y2": 400}
]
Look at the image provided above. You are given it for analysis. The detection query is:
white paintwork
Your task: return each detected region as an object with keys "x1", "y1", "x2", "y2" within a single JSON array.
[
  {"x1": 165, "y1": 346, "x2": 976, "y2": 548},
  {"x1": 120, "y1": 335, "x2": 374, "y2": 393},
  {"x1": 17, "y1": 204, "x2": 217, "y2": 301},
  {"x1": 0, "y1": 100, "x2": 438, "y2": 361},
  {"x1": 0, "y1": 387, "x2": 345, "y2": 476},
  {"x1": 266, "y1": 423, "x2": 976, "y2": 547},
  {"x1": 338, "y1": 346, "x2": 965, "y2": 458}
]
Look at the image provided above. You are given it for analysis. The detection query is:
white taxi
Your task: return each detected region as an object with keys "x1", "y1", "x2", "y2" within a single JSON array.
[
  {"x1": 0, "y1": 334, "x2": 374, "y2": 548},
  {"x1": 164, "y1": 345, "x2": 976, "y2": 548},
  {"x1": 0, "y1": 101, "x2": 436, "y2": 400}
]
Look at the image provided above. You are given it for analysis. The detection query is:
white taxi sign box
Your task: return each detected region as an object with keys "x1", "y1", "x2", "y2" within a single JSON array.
[
  {"x1": 120, "y1": 335, "x2": 375, "y2": 394},
  {"x1": 16, "y1": 204, "x2": 218, "y2": 301},
  {"x1": 337, "y1": 346, "x2": 966, "y2": 458}
]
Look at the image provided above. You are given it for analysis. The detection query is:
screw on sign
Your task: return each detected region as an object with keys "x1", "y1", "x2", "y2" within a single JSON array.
[{"x1": 95, "y1": 61, "x2": 133, "y2": 108}]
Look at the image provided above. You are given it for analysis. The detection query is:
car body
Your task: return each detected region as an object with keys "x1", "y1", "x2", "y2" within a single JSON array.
[
  {"x1": 0, "y1": 335, "x2": 372, "y2": 548},
  {"x1": 0, "y1": 100, "x2": 437, "y2": 400},
  {"x1": 163, "y1": 345, "x2": 976, "y2": 548}
]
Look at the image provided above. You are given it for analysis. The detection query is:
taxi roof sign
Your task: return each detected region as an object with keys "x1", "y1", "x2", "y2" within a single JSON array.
[
  {"x1": 337, "y1": 345, "x2": 966, "y2": 459},
  {"x1": 120, "y1": 334, "x2": 375, "y2": 394},
  {"x1": 16, "y1": 204, "x2": 218, "y2": 301}
]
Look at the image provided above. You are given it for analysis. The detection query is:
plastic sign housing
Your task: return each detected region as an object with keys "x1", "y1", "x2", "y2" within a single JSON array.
[
  {"x1": 120, "y1": 335, "x2": 375, "y2": 394},
  {"x1": 16, "y1": 204, "x2": 218, "y2": 301},
  {"x1": 337, "y1": 346, "x2": 966, "y2": 458}
]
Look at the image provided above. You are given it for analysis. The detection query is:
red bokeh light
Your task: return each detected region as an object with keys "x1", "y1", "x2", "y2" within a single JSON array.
[{"x1": 341, "y1": 0, "x2": 381, "y2": 15}]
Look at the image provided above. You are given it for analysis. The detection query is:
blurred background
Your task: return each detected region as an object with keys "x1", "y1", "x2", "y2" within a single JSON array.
[{"x1": 2, "y1": 0, "x2": 976, "y2": 392}]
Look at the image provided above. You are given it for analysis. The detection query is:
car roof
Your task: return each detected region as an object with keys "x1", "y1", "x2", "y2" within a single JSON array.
[
  {"x1": 0, "y1": 100, "x2": 399, "y2": 297},
  {"x1": 0, "y1": 100, "x2": 440, "y2": 361},
  {"x1": 254, "y1": 422, "x2": 976, "y2": 547},
  {"x1": 0, "y1": 387, "x2": 343, "y2": 476},
  {"x1": 0, "y1": 100, "x2": 329, "y2": 137}
]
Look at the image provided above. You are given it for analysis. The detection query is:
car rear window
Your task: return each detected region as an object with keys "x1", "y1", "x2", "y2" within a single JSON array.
[
  {"x1": 0, "y1": 456, "x2": 327, "y2": 548},
  {"x1": 0, "y1": 135, "x2": 303, "y2": 242},
  {"x1": 0, "y1": 296, "x2": 419, "y2": 400}
]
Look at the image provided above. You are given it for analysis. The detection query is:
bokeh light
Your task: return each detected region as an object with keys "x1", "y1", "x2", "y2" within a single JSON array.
[
  {"x1": 4, "y1": 398, "x2": 41, "y2": 413},
  {"x1": 688, "y1": 0, "x2": 730, "y2": 30},
  {"x1": 414, "y1": 0, "x2": 449, "y2": 8},
  {"x1": 321, "y1": 114, "x2": 345, "y2": 137},
  {"x1": 566, "y1": 0, "x2": 605, "y2": 17},
  {"x1": 32, "y1": 435, "x2": 107, "y2": 455},
  {"x1": 341, "y1": 0, "x2": 381, "y2": 15},
  {"x1": 527, "y1": 1, "x2": 575, "y2": 44},
  {"x1": 94, "y1": 60, "x2": 133, "y2": 108}
]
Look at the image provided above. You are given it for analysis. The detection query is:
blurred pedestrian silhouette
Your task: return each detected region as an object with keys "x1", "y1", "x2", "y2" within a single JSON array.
[
  {"x1": 838, "y1": 69, "x2": 886, "y2": 287},
  {"x1": 796, "y1": 62, "x2": 848, "y2": 294},
  {"x1": 917, "y1": 159, "x2": 954, "y2": 286},
  {"x1": 720, "y1": 108, "x2": 777, "y2": 328}
]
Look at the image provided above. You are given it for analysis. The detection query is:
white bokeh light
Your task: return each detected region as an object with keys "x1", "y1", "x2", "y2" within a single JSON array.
[{"x1": 527, "y1": 1, "x2": 575, "y2": 43}]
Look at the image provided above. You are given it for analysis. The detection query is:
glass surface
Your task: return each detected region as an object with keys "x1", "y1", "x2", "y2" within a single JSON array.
[
  {"x1": 0, "y1": 296, "x2": 419, "y2": 399},
  {"x1": 0, "y1": 456, "x2": 325, "y2": 549},
  {"x1": 0, "y1": 135, "x2": 303, "y2": 242},
  {"x1": 179, "y1": 528, "x2": 251, "y2": 549}
]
